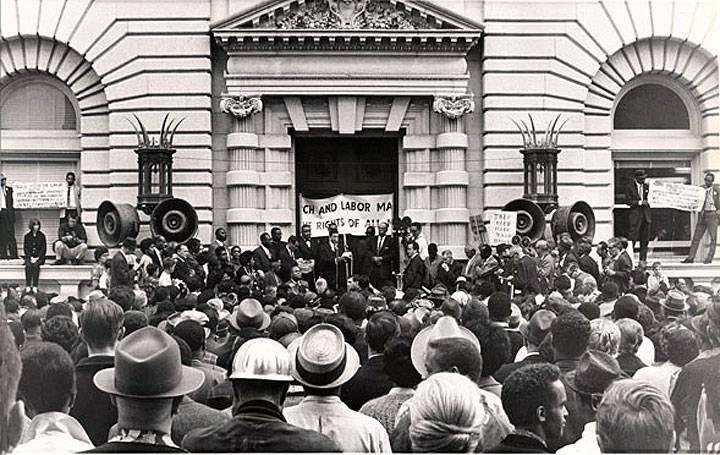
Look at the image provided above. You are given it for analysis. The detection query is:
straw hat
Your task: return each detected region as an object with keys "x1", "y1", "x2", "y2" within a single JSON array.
[
  {"x1": 287, "y1": 323, "x2": 360, "y2": 389},
  {"x1": 228, "y1": 298, "x2": 271, "y2": 331}
]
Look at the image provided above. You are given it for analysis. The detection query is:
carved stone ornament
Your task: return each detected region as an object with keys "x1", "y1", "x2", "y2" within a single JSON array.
[
  {"x1": 433, "y1": 95, "x2": 475, "y2": 119},
  {"x1": 220, "y1": 95, "x2": 263, "y2": 119},
  {"x1": 272, "y1": 0, "x2": 432, "y2": 29}
]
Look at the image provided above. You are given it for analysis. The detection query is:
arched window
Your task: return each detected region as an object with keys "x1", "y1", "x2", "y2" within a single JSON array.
[
  {"x1": 613, "y1": 84, "x2": 690, "y2": 130},
  {"x1": 1, "y1": 81, "x2": 77, "y2": 130}
]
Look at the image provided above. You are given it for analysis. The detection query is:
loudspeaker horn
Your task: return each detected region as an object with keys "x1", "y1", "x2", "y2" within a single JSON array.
[
  {"x1": 502, "y1": 199, "x2": 547, "y2": 243},
  {"x1": 150, "y1": 198, "x2": 198, "y2": 243},
  {"x1": 96, "y1": 201, "x2": 140, "y2": 248},
  {"x1": 551, "y1": 200, "x2": 596, "y2": 242}
]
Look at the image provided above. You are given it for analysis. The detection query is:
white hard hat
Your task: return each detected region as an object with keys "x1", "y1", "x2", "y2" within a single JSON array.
[{"x1": 229, "y1": 338, "x2": 293, "y2": 382}]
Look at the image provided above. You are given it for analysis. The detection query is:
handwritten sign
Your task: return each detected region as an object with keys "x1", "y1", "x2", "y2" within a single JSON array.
[
  {"x1": 13, "y1": 182, "x2": 66, "y2": 209},
  {"x1": 300, "y1": 193, "x2": 394, "y2": 237},
  {"x1": 487, "y1": 211, "x2": 518, "y2": 245},
  {"x1": 647, "y1": 180, "x2": 706, "y2": 212}
]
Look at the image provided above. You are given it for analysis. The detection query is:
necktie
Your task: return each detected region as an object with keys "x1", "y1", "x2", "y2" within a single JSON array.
[
  {"x1": 377, "y1": 236, "x2": 383, "y2": 252},
  {"x1": 638, "y1": 183, "x2": 643, "y2": 202},
  {"x1": 67, "y1": 185, "x2": 71, "y2": 207}
]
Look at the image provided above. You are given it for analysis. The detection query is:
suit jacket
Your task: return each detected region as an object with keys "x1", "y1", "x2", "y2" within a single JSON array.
[
  {"x1": 275, "y1": 243, "x2": 297, "y2": 282},
  {"x1": 110, "y1": 251, "x2": 133, "y2": 289},
  {"x1": 370, "y1": 234, "x2": 397, "y2": 285},
  {"x1": 296, "y1": 237, "x2": 315, "y2": 260},
  {"x1": 71, "y1": 355, "x2": 117, "y2": 446},
  {"x1": 610, "y1": 250, "x2": 633, "y2": 293},
  {"x1": 23, "y1": 231, "x2": 47, "y2": 264},
  {"x1": 0, "y1": 186, "x2": 14, "y2": 223},
  {"x1": 578, "y1": 253, "x2": 600, "y2": 281},
  {"x1": 340, "y1": 355, "x2": 393, "y2": 411},
  {"x1": 625, "y1": 180, "x2": 652, "y2": 223},
  {"x1": 252, "y1": 246, "x2": 273, "y2": 273},
  {"x1": 403, "y1": 254, "x2": 426, "y2": 291},
  {"x1": 315, "y1": 241, "x2": 346, "y2": 289}
]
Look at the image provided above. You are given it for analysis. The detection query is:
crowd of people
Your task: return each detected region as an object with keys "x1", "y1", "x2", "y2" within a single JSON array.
[{"x1": 1, "y1": 219, "x2": 720, "y2": 454}]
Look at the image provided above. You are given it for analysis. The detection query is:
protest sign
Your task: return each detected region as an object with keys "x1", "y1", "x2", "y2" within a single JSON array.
[
  {"x1": 13, "y1": 182, "x2": 66, "y2": 209},
  {"x1": 487, "y1": 211, "x2": 517, "y2": 245},
  {"x1": 469, "y1": 214, "x2": 486, "y2": 243},
  {"x1": 300, "y1": 193, "x2": 394, "y2": 237},
  {"x1": 647, "y1": 179, "x2": 706, "y2": 212}
]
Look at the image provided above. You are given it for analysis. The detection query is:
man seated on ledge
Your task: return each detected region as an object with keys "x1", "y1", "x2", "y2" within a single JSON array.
[{"x1": 54, "y1": 214, "x2": 88, "y2": 265}]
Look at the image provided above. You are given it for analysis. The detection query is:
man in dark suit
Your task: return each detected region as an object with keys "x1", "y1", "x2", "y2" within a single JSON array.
[
  {"x1": 684, "y1": 171, "x2": 720, "y2": 264},
  {"x1": 295, "y1": 224, "x2": 316, "y2": 287},
  {"x1": 512, "y1": 245, "x2": 542, "y2": 296},
  {"x1": 0, "y1": 173, "x2": 18, "y2": 259},
  {"x1": 109, "y1": 237, "x2": 136, "y2": 289},
  {"x1": 436, "y1": 249, "x2": 464, "y2": 290},
  {"x1": 340, "y1": 312, "x2": 399, "y2": 411},
  {"x1": 402, "y1": 241, "x2": 425, "y2": 292},
  {"x1": 605, "y1": 237, "x2": 633, "y2": 293},
  {"x1": 354, "y1": 226, "x2": 375, "y2": 277},
  {"x1": 370, "y1": 222, "x2": 397, "y2": 288},
  {"x1": 315, "y1": 230, "x2": 349, "y2": 291},
  {"x1": 252, "y1": 232, "x2": 274, "y2": 273},
  {"x1": 625, "y1": 169, "x2": 652, "y2": 263},
  {"x1": 577, "y1": 237, "x2": 600, "y2": 282}
]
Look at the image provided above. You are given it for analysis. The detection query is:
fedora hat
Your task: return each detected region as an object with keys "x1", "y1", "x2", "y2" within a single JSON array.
[
  {"x1": 94, "y1": 326, "x2": 204, "y2": 399},
  {"x1": 288, "y1": 323, "x2": 360, "y2": 389},
  {"x1": 410, "y1": 316, "x2": 481, "y2": 378},
  {"x1": 661, "y1": 290, "x2": 689, "y2": 313},
  {"x1": 229, "y1": 298, "x2": 271, "y2": 331},
  {"x1": 565, "y1": 350, "x2": 625, "y2": 397}
]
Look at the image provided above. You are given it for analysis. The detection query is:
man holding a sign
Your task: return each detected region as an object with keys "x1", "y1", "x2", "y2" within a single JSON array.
[{"x1": 683, "y1": 172, "x2": 720, "y2": 264}]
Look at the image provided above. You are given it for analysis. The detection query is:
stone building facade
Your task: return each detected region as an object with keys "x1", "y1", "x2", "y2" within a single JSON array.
[{"x1": 1, "y1": 0, "x2": 717, "y2": 261}]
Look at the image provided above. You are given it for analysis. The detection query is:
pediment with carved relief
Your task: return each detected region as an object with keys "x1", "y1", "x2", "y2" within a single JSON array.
[{"x1": 213, "y1": 0, "x2": 482, "y2": 31}]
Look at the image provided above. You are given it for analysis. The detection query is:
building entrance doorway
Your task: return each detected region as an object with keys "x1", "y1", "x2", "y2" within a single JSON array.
[{"x1": 295, "y1": 134, "x2": 399, "y2": 210}]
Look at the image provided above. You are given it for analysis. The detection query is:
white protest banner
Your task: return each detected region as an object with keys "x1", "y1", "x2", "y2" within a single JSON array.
[
  {"x1": 13, "y1": 182, "x2": 66, "y2": 209},
  {"x1": 300, "y1": 193, "x2": 394, "y2": 237},
  {"x1": 647, "y1": 179, "x2": 706, "y2": 212},
  {"x1": 487, "y1": 211, "x2": 517, "y2": 245}
]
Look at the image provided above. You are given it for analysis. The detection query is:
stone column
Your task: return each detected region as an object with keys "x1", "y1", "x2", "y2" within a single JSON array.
[
  {"x1": 432, "y1": 95, "x2": 474, "y2": 255},
  {"x1": 221, "y1": 95, "x2": 264, "y2": 248}
]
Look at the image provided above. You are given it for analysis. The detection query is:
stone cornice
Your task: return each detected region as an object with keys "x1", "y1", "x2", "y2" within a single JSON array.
[{"x1": 214, "y1": 29, "x2": 480, "y2": 53}]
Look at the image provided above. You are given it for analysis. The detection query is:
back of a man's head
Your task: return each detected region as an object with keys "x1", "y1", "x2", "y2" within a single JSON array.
[
  {"x1": 550, "y1": 310, "x2": 591, "y2": 359},
  {"x1": 173, "y1": 320, "x2": 205, "y2": 353},
  {"x1": 487, "y1": 292, "x2": 512, "y2": 322},
  {"x1": 19, "y1": 342, "x2": 75, "y2": 416},
  {"x1": 21, "y1": 309, "x2": 43, "y2": 333},
  {"x1": 339, "y1": 291, "x2": 367, "y2": 323},
  {"x1": 80, "y1": 299, "x2": 124, "y2": 351},
  {"x1": 108, "y1": 286, "x2": 136, "y2": 311},
  {"x1": 501, "y1": 363, "x2": 561, "y2": 428},
  {"x1": 365, "y1": 312, "x2": 400, "y2": 353},
  {"x1": 426, "y1": 337, "x2": 482, "y2": 382},
  {"x1": 0, "y1": 303, "x2": 23, "y2": 453},
  {"x1": 596, "y1": 379, "x2": 674, "y2": 453}
]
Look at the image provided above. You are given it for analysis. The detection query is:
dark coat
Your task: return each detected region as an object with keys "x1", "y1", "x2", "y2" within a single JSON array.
[
  {"x1": 110, "y1": 251, "x2": 133, "y2": 289},
  {"x1": 1, "y1": 185, "x2": 14, "y2": 223},
  {"x1": 315, "y1": 241, "x2": 347, "y2": 290},
  {"x1": 610, "y1": 250, "x2": 633, "y2": 293},
  {"x1": 57, "y1": 222, "x2": 88, "y2": 244},
  {"x1": 296, "y1": 237, "x2": 315, "y2": 260},
  {"x1": 403, "y1": 254, "x2": 425, "y2": 291},
  {"x1": 370, "y1": 234, "x2": 397, "y2": 287},
  {"x1": 71, "y1": 355, "x2": 117, "y2": 446},
  {"x1": 513, "y1": 255, "x2": 541, "y2": 295},
  {"x1": 340, "y1": 355, "x2": 393, "y2": 411},
  {"x1": 436, "y1": 261, "x2": 464, "y2": 290},
  {"x1": 252, "y1": 246, "x2": 273, "y2": 273},
  {"x1": 625, "y1": 179, "x2": 652, "y2": 223},
  {"x1": 487, "y1": 434, "x2": 550, "y2": 453},
  {"x1": 23, "y1": 231, "x2": 47, "y2": 264},
  {"x1": 494, "y1": 354, "x2": 544, "y2": 384},
  {"x1": 578, "y1": 253, "x2": 600, "y2": 281},
  {"x1": 181, "y1": 399, "x2": 341, "y2": 453}
]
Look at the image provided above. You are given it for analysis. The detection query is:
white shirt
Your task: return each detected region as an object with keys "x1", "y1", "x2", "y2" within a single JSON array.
[
  {"x1": 159, "y1": 271, "x2": 173, "y2": 287},
  {"x1": 15, "y1": 412, "x2": 93, "y2": 454},
  {"x1": 0, "y1": 185, "x2": 6, "y2": 210},
  {"x1": 284, "y1": 395, "x2": 391, "y2": 453},
  {"x1": 415, "y1": 234, "x2": 429, "y2": 261},
  {"x1": 556, "y1": 422, "x2": 601, "y2": 455},
  {"x1": 64, "y1": 183, "x2": 79, "y2": 209},
  {"x1": 633, "y1": 361, "x2": 680, "y2": 398}
]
